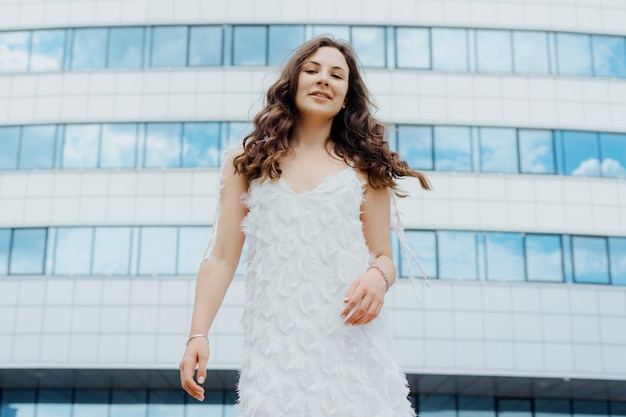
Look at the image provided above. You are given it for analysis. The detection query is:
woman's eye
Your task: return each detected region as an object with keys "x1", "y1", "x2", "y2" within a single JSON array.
[
  {"x1": 305, "y1": 69, "x2": 316, "y2": 74},
  {"x1": 332, "y1": 74, "x2": 342, "y2": 79}
]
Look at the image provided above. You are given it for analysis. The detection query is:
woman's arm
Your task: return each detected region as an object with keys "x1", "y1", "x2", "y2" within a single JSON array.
[
  {"x1": 179, "y1": 150, "x2": 248, "y2": 401},
  {"x1": 341, "y1": 184, "x2": 395, "y2": 326}
]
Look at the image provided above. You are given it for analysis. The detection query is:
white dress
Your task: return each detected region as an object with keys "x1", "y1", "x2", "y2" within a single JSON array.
[{"x1": 236, "y1": 167, "x2": 415, "y2": 417}]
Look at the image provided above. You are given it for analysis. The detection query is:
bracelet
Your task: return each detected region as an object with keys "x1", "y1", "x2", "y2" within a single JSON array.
[
  {"x1": 186, "y1": 334, "x2": 209, "y2": 346},
  {"x1": 367, "y1": 264, "x2": 391, "y2": 292}
]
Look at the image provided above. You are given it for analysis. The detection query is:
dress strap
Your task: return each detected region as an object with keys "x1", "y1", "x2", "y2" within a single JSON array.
[{"x1": 390, "y1": 192, "x2": 430, "y2": 303}]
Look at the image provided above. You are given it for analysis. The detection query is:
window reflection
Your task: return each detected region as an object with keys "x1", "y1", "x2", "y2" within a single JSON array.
[
  {"x1": 268, "y1": 26, "x2": 305, "y2": 66},
  {"x1": 54, "y1": 228, "x2": 94, "y2": 275},
  {"x1": 30, "y1": 29, "x2": 65, "y2": 71},
  {"x1": 223, "y1": 122, "x2": 253, "y2": 153},
  {"x1": 0, "y1": 229, "x2": 10, "y2": 275},
  {"x1": 592, "y1": 35, "x2": 626, "y2": 78},
  {"x1": 396, "y1": 28, "x2": 430, "y2": 69},
  {"x1": 93, "y1": 228, "x2": 132, "y2": 275},
  {"x1": 110, "y1": 390, "x2": 147, "y2": 417},
  {"x1": 608, "y1": 237, "x2": 626, "y2": 285},
  {"x1": 147, "y1": 389, "x2": 186, "y2": 417},
  {"x1": 9, "y1": 228, "x2": 47, "y2": 275},
  {"x1": 0, "y1": 126, "x2": 20, "y2": 170},
  {"x1": 0, "y1": 389, "x2": 36, "y2": 417},
  {"x1": 151, "y1": 26, "x2": 188, "y2": 67},
  {"x1": 19, "y1": 125, "x2": 57, "y2": 169},
  {"x1": 434, "y1": 126, "x2": 472, "y2": 171},
  {"x1": 519, "y1": 129, "x2": 555, "y2": 174},
  {"x1": 562, "y1": 131, "x2": 600, "y2": 176},
  {"x1": 62, "y1": 124, "x2": 100, "y2": 168},
  {"x1": 556, "y1": 33, "x2": 592, "y2": 76},
  {"x1": 397, "y1": 126, "x2": 433, "y2": 170},
  {"x1": 432, "y1": 28, "x2": 468, "y2": 71},
  {"x1": 535, "y1": 399, "x2": 572, "y2": 417},
  {"x1": 0, "y1": 31, "x2": 30, "y2": 72},
  {"x1": 108, "y1": 27, "x2": 144, "y2": 68},
  {"x1": 100, "y1": 123, "x2": 137, "y2": 168},
  {"x1": 186, "y1": 390, "x2": 225, "y2": 416},
  {"x1": 189, "y1": 26, "x2": 222, "y2": 66},
  {"x1": 182, "y1": 122, "x2": 220, "y2": 167},
  {"x1": 139, "y1": 227, "x2": 177, "y2": 275},
  {"x1": 73, "y1": 390, "x2": 109, "y2": 417},
  {"x1": 458, "y1": 396, "x2": 495, "y2": 417},
  {"x1": 498, "y1": 399, "x2": 532, "y2": 417},
  {"x1": 485, "y1": 233, "x2": 525, "y2": 281},
  {"x1": 526, "y1": 235, "x2": 563, "y2": 282},
  {"x1": 233, "y1": 26, "x2": 267, "y2": 66},
  {"x1": 351, "y1": 26, "x2": 386, "y2": 67},
  {"x1": 419, "y1": 395, "x2": 457, "y2": 417},
  {"x1": 144, "y1": 123, "x2": 182, "y2": 168},
  {"x1": 402, "y1": 231, "x2": 437, "y2": 278},
  {"x1": 37, "y1": 389, "x2": 72, "y2": 417},
  {"x1": 513, "y1": 31, "x2": 549, "y2": 74},
  {"x1": 476, "y1": 30, "x2": 512, "y2": 72},
  {"x1": 599, "y1": 133, "x2": 626, "y2": 178},
  {"x1": 438, "y1": 231, "x2": 477, "y2": 280},
  {"x1": 572, "y1": 236, "x2": 609, "y2": 284},
  {"x1": 573, "y1": 401, "x2": 610, "y2": 417},
  {"x1": 178, "y1": 227, "x2": 211, "y2": 275},
  {"x1": 479, "y1": 127, "x2": 518, "y2": 173},
  {"x1": 71, "y1": 28, "x2": 108, "y2": 69}
]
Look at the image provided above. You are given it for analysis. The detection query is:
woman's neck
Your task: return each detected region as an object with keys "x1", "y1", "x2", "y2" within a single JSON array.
[{"x1": 290, "y1": 118, "x2": 333, "y2": 149}]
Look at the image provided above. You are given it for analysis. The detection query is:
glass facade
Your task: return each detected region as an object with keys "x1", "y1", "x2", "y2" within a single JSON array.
[{"x1": 1, "y1": 25, "x2": 625, "y2": 78}]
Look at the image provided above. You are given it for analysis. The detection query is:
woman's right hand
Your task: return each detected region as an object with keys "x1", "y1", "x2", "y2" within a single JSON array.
[{"x1": 179, "y1": 338, "x2": 210, "y2": 401}]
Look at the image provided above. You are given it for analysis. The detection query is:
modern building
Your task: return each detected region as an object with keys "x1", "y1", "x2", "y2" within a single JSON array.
[{"x1": 1, "y1": 0, "x2": 626, "y2": 415}]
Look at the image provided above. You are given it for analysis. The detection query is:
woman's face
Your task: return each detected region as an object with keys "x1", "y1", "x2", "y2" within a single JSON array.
[{"x1": 294, "y1": 46, "x2": 350, "y2": 121}]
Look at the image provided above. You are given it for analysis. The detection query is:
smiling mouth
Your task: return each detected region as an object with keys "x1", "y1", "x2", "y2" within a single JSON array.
[{"x1": 310, "y1": 92, "x2": 332, "y2": 100}]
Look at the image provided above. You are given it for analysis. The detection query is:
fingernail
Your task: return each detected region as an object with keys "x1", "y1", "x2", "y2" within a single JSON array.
[
  {"x1": 340, "y1": 314, "x2": 345, "y2": 319},
  {"x1": 198, "y1": 376, "x2": 205, "y2": 384}
]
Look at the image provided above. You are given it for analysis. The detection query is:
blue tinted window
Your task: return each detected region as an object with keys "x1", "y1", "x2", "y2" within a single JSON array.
[
  {"x1": 0, "y1": 31, "x2": 30, "y2": 72},
  {"x1": 268, "y1": 26, "x2": 305, "y2": 66},
  {"x1": 108, "y1": 27, "x2": 144, "y2": 68},
  {"x1": 612, "y1": 402, "x2": 626, "y2": 417},
  {"x1": 536, "y1": 399, "x2": 572, "y2": 417},
  {"x1": 139, "y1": 227, "x2": 177, "y2": 275},
  {"x1": 233, "y1": 26, "x2": 267, "y2": 66},
  {"x1": 54, "y1": 228, "x2": 93, "y2": 275},
  {"x1": 434, "y1": 126, "x2": 472, "y2": 171},
  {"x1": 609, "y1": 237, "x2": 626, "y2": 285},
  {"x1": 73, "y1": 390, "x2": 109, "y2": 417},
  {"x1": 513, "y1": 31, "x2": 550, "y2": 74},
  {"x1": 485, "y1": 233, "x2": 525, "y2": 281},
  {"x1": 37, "y1": 389, "x2": 72, "y2": 417},
  {"x1": 459, "y1": 397, "x2": 495, "y2": 417},
  {"x1": 71, "y1": 28, "x2": 108, "y2": 69},
  {"x1": 311, "y1": 26, "x2": 350, "y2": 42},
  {"x1": 519, "y1": 129, "x2": 555, "y2": 174},
  {"x1": 599, "y1": 133, "x2": 626, "y2": 178},
  {"x1": 396, "y1": 28, "x2": 430, "y2": 69},
  {"x1": 438, "y1": 231, "x2": 477, "y2": 280},
  {"x1": 351, "y1": 27, "x2": 385, "y2": 67},
  {"x1": 526, "y1": 235, "x2": 563, "y2": 282},
  {"x1": 223, "y1": 122, "x2": 252, "y2": 152},
  {"x1": 178, "y1": 227, "x2": 211, "y2": 275},
  {"x1": 397, "y1": 126, "x2": 433, "y2": 170},
  {"x1": 186, "y1": 390, "x2": 225, "y2": 416},
  {"x1": 479, "y1": 127, "x2": 518, "y2": 173},
  {"x1": 401, "y1": 231, "x2": 437, "y2": 278},
  {"x1": 151, "y1": 26, "x2": 188, "y2": 67},
  {"x1": 572, "y1": 236, "x2": 609, "y2": 284},
  {"x1": 419, "y1": 395, "x2": 456, "y2": 417},
  {"x1": 100, "y1": 123, "x2": 137, "y2": 168},
  {"x1": 0, "y1": 229, "x2": 10, "y2": 275},
  {"x1": 573, "y1": 401, "x2": 609, "y2": 417},
  {"x1": 498, "y1": 399, "x2": 532, "y2": 417},
  {"x1": 62, "y1": 124, "x2": 100, "y2": 168},
  {"x1": 30, "y1": 30, "x2": 65, "y2": 71},
  {"x1": 592, "y1": 35, "x2": 626, "y2": 78},
  {"x1": 476, "y1": 30, "x2": 512, "y2": 72},
  {"x1": 0, "y1": 126, "x2": 20, "y2": 170},
  {"x1": 189, "y1": 26, "x2": 222, "y2": 66},
  {"x1": 147, "y1": 389, "x2": 185, "y2": 417},
  {"x1": 563, "y1": 131, "x2": 600, "y2": 176},
  {"x1": 182, "y1": 123, "x2": 220, "y2": 167},
  {"x1": 110, "y1": 390, "x2": 147, "y2": 417},
  {"x1": 556, "y1": 33, "x2": 592, "y2": 76},
  {"x1": 144, "y1": 123, "x2": 182, "y2": 168},
  {"x1": 432, "y1": 28, "x2": 468, "y2": 71},
  {"x1": 0, "y1": 389, "x2": 36, "y2": 417},
  {"x1": 19, "y1": 125, "x2": 56, "y2": 169},
  {"x1": 92, "y1": 228, "x2": 132, "y2": 275},
  {"x1": 9, "y1": 228, "x2": 47, "y2": 274}
]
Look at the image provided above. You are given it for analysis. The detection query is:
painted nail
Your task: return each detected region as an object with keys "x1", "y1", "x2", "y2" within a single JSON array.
[{"x1": 198, "y1": 376, "x2": 205, "y2": 384}]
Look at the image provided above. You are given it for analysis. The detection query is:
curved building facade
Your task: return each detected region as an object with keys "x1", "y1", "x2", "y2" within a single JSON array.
[{"x1": 1, "y1": 0, "x2": 626, "y2": 415}]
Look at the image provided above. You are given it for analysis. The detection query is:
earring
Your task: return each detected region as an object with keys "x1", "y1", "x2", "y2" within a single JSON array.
[{"x1": 342, "y1": 104, "x2": 346, "y2": 109}]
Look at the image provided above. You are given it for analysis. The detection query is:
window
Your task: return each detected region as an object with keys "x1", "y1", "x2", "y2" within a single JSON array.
[
  {"x1": 73, "y1": 390, "x2": 109, "y2": 417},
  {"x1": 525, "y1": 235, "x2": 563, "y2": 282},
  {"x1": 182, "y1": 123, "x2": 220, "y2": 168},
  {"x1": 144, "y1": 123, "x2": 182, "y2": 168},
  {"x1": 479, "y1": 127, "x2": 518, "y2": 173},
  {"x1": 110, "y1": 390, "x2": 147, "y2": 417},
  {"x1": 397, "y1": 126, "x2": 433, "y2": 170},
  {"x1": 62, "y1": 124, "x2": 100, "y2": 169},
  {"x1": 108, "y1": 27, "x2": 144, "y2": 68},
  {"x1": 432, "y1": 28, "x2": 468, "y2": 71},
  {"x1": 37, "y1": 389, "x2": 72, "y2": 417},
  {"x1": 54, "y1": 228, "x2": 94, "y2": 275},
  {"x1": 572, "y1": 236, "x2": 610, "y2": 284},
  {"x1": 233, "y1": 26, "x2": 267, "y2": 66},
  {"x1": 513, "y1": 31, "x2": 549, "y2": 74},
  {"x1": 30, "y1": 29, "x2": 65, "y2": 71},
  {"x1": 438, "y1": 231, "x2": 477, "y2": 280},
  {"x1": 573, "y1": 401, "x2": 609, "y2": 417},
  {"x1": 178, "y1": 227, "x2": 211, "y2": 275},
  {"x1": 401, "y1": 231, "x2": 437, "y2": 278},
  {"x1": 100, "y1": 123, "x2": 137, "y2": 168},
  {"x1": 485, "y1": 233, "x2": 525, "y2": 281},
  {"x1": 608, "y1": 237, "x2": 626, "y2": 285},
  {"x1": 0, "y1": 229, "x2": 10, "y2": 275},
  {"x1": 189, "y1": 26, "x2": 222, "y2": 66},
  {"x1": 535, "y1": 399, "x2": 572, "y2": 417},
  {"x1": 519, "y1": 129, "x2": 555, "y2": 174},
  {"x1": 0, "y1": 126, "x2": 20, "y2": 170},
  {"x1": 351, "y1": 26, "x2": 386, "y2": 68},
  {"x1": 476, "y1": 30, "x2": 512, "y2": 72},
  {"x1": 139, "y1": 228, "x2": 178, "y2": 275},
  {"x1": 268, "y1": 26, "x2": 305, "y2": 66},
  {"x1": 562, "y1": 131, "x2": 600, "y2": 176},
  {"x1": 396, "y1": 28, "x2": 430, "y2": 69},
  {"x1": 9, "y1": 228, "x2": 47, "y2": 275},
  {"x1": 599, "y1": 133, "x2": 626, "y2": 178},
  {"x1": 0, "y1": 389, "x2": 36, "y2": 417},
  {"x1": 459, "y1": 397, "x2": 495, "y2": 417},
  {"x1": 592, "y1": 35, "x2": 626, "y2": 78},
  {"x1": 0, "y1": 31, "x2": 30, "y2": 72},
  {"x1": 18, "y1": 125, "x2": 57, "y2": 169},
  {"x1": 419, "y1": 395, "x2": 457, "y2": 417},
  {"x1": 434, "y1": 126, "x2": 472, "y2": 171},
  {"x1": 92, "y1": 228, "x2": 132, "y2": 275},
  {"x1": 498, "y1": 399, "x2": 532, "y2": 417},
  {"x1": 147, "y1": 389, "x2": 186, "y2": 417},
  {"x1": 151, "y1": 26, "x2": 188, "y2": 67},
  {"x1": 71, "y1": 28, "x2": 108, "y2": 69},
  {"x1": 556, "y1": 33, "x2": 593, "y2": 76}
]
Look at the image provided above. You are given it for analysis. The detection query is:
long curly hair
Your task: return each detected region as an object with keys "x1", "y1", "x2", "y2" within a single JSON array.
[{"x1": 233, "y1": 36, "x2": 431, "y2": 192}]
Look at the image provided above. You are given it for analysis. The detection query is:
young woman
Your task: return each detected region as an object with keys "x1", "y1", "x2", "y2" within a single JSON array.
[{"x1": 179, "y1": 36, "x2": 431, "y2": 416}]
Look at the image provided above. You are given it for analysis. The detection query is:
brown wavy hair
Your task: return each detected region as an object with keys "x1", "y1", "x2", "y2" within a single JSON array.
[{"x1": 233, "y1": 36, "x2": 431, "y2": 192}]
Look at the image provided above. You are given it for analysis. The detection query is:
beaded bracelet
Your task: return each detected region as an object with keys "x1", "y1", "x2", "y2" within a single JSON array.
[
  {"x1": 367, "y1": 264, "x2": 391, "y2": 292},
  {"x1": 186, "y1": 334, "x2": 209, "y2": 346}
]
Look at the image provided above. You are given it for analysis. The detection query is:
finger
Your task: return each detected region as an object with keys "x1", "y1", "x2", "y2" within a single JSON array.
[
  {"x1": 363, "y1": 301, "x2": 384, "y2": 325},
  {"x1": 346, "y1": 295, "x2": 373, "y2": 325},
  {"x1": 179, "y1": 357, "x2": 204, "y2": 400},
  {"x1": 197, "y1": 347, "x2": 209, "y2": 385},
  {"x1": 341, "y1": 287, "x2": 363, "y2": 318},
  {"x1": 344, "y1": 279, "x2": 359, "y2": 303}
]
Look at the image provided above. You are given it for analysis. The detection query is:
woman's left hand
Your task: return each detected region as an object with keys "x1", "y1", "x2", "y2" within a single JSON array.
[{"x1": 341, "y1": 268, "x2": 387, "y2": 325}]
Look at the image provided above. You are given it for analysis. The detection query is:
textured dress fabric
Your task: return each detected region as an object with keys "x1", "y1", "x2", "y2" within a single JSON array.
[{"x1": 235, "y1": 167, "x2": 415, "y2": 417}]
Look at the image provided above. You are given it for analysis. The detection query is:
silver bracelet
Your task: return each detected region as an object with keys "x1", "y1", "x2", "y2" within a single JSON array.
[
  {"x1": 367, "y1": 264, "x2": 391, "y2": 292},
  {"x1": 186, "y1": 334, "x2": 209, "y2": 346}
]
